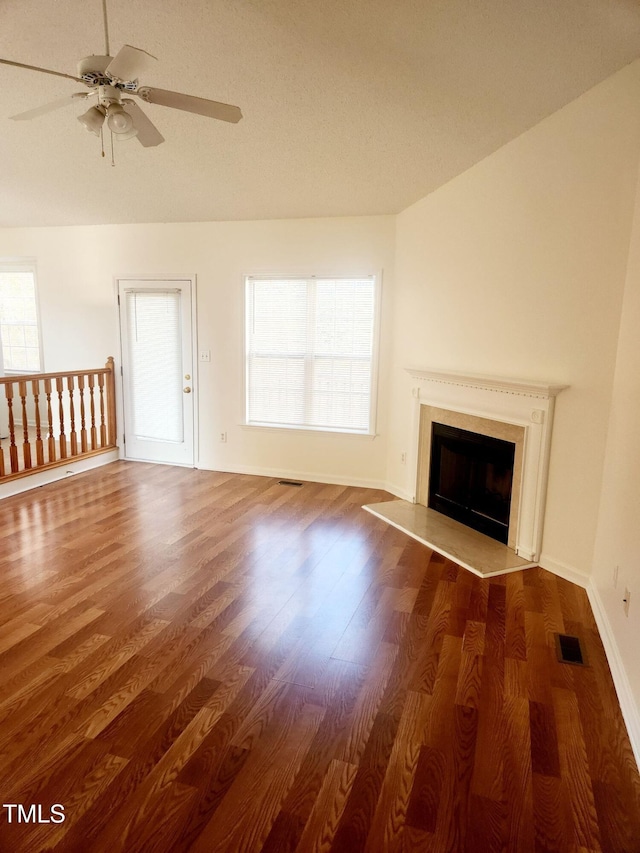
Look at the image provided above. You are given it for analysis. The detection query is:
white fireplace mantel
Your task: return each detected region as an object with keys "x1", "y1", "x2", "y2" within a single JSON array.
[
  {"x1": 405, "y1": 368, "x2": 568, "y2": 400},
  {"x1": 405, "y1": 367, "x2": 568, "y2": 562}
]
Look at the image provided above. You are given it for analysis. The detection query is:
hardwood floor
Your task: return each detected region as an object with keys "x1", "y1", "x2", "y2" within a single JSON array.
[{"x1": 0, "y1": 461, "x2": 638, "y2": 852}]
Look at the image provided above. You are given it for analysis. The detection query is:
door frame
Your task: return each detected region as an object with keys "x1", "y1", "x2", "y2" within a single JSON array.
[{"x1": 114, "y1": 274, "x2": 198, "y2": 467}]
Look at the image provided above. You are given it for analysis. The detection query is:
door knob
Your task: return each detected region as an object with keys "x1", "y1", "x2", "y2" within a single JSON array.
[{"x1": 183, "y1": 387, "x2": 192, "y2": 393}]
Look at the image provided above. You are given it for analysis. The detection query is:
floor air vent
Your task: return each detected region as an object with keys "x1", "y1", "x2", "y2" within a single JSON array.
[
  {"x1": 278, "y1": 480, "x2": 303, "y2": 487},
  {"x1": 554, "y1": 633, "x2": 588, "y2": 666}
]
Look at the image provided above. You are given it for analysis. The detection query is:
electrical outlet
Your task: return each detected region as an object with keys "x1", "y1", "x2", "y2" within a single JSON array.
[
  {"x1": 623, "y1": 588, "x2": 631, "y2": 617},
  {"x1": 401, "y1": 452, "x2": 407, "y2": 465},
  {"x1": 613, "y1": 564, "x2": 619, "y2": 588},
  {"x1": 220, "y1": 432, "x2": 227, "y2": 443}
]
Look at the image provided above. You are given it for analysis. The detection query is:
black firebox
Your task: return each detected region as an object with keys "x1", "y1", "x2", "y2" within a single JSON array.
[{"x1": 428, "y1": 423, "x2": 515, "y2": 544}]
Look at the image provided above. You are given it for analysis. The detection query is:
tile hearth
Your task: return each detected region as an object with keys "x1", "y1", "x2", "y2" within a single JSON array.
[{"x1": 363, "y1": 499, "x2": 535, "y2": 577}]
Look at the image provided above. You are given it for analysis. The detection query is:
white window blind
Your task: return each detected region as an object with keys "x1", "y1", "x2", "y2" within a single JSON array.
[
  {"x1": 0, "y1": 264, "x2": 41, "y2": 372},
  {"x1": 246, "y1": 276, "x2": 377, "y2": 433},
  {"x1": 125, "y1": 290, "x2": 183, "y2": 443}
]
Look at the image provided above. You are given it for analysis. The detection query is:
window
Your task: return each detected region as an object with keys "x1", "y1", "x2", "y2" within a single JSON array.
[
  {"x1": 0, "y1": 262, "x2": 42, "y2": 373},
  {"x1": 124, "y1": 289, "x2": 184, "y2": 442},
  {"x1": 245, "y1": 275, "x2": 378, "y2": 434}
]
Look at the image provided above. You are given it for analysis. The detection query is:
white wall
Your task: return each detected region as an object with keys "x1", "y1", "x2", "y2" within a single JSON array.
[
  {"x1": 385, "y1": 61, "x2": 640, "y2": 581},
  {"x1": 0, "y1": 216, "x2": 395, "y2": 488},
  {"x1": 591, "y1": 153, "x2": 640, "y2": 737}
]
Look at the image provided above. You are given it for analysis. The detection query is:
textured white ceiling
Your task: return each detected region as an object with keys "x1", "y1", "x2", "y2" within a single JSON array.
[{"x1": 1, "y1": 0, "x2": 640, "y2": 227}]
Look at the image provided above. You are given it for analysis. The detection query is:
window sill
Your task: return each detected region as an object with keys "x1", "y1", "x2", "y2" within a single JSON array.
[{"x1": 241, "y1": 423, "x2": 378, "y2": 439}]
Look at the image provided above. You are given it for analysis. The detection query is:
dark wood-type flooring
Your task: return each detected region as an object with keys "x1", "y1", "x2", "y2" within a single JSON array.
[{"x1": 0, "y1": 461, "x2": 638, "y2": 852}]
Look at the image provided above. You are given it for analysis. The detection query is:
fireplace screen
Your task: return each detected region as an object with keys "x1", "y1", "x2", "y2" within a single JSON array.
[{"x1": 429, "y1": 422, "x2": 516, "y2": 544}]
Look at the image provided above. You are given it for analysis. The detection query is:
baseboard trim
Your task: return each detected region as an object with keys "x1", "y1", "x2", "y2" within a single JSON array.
[
  {"x1": 538, "y1": 552, "x2": 589, "y2": 588},
  {"x1": 587, "y1": 582, "x2": 640, "y2": 771},
  {"x1": 197, "y1": 466, "x2": 415, "y2": 502},
  {"x1": 0, "y1": 450, "x2": 119, "y2": 500},
  {"x1": 197, "y1": 463, "x2": 392, "y2": 492},
  {"x1": 380, "y1": 482, "x2": 414, "y2": 502}
]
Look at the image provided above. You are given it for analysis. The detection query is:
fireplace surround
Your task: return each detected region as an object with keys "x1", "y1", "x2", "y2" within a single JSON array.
[
  {"x1": 428, "y1": 421, "x2": 516, "y2": 544},
  {"x1": 416, "y1": 405, "x2": 525, "y2": 552}
]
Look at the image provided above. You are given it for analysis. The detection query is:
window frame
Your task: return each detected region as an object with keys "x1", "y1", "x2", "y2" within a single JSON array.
[
  {"x1": 244, "y1": 273, "x2": 381, "y2": 437},
  {"x1": 0, "y1": 258, "x2": 44, "y2": 375}
]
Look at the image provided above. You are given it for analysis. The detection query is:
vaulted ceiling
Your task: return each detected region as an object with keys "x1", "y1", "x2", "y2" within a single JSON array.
[{"x1": 2, "y1": 0, "x2": 640, "y2": 227}]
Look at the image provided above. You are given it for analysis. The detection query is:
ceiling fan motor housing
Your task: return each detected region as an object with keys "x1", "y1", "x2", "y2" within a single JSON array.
[{"x1": 77, "y1": 56, "x2": 137, "y2": 90}]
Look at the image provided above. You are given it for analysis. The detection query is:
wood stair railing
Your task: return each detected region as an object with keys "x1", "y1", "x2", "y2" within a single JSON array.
[{"x1": 0, "y1": 358, "x2": 117, "y2": 482}]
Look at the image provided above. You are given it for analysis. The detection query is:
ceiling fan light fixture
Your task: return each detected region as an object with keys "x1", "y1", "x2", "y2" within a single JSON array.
[
  {"x1": 77, "y1": 104, "x2": 106, "y2": 136},
  {"x1": 106, "y1": 103, "x2": 133, "y2": 134},
  {"x1": 114, "y1": 124, "x2": 138, "y2": 141}
]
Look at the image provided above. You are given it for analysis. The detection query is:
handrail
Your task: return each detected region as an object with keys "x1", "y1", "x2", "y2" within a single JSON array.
[
  {"x1": 0, "y1": 365, "x2": 116, "y2": 383},
  {"x1": 0, "y1": 357, "x2": 117, "y2": 482}
]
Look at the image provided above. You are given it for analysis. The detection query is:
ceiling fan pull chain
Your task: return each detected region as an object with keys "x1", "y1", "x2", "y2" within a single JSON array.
[
  {"x1": 110, "y1": 130, "x2": 115, "y2": 166},
  {"x1": 102, "y1": 0, "x2": 110, "y2": 56},
  {"x1": 100, "y1": 126, "x2": 105, "y2": 158}
]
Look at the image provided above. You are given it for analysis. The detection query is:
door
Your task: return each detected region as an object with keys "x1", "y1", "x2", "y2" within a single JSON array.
[{"x1": 118, "y1": 279, "x2": 194, "y2": 465}]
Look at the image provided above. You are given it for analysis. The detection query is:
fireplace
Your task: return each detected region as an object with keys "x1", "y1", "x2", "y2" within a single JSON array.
[
  {"x1": 407, "y1": 368, "x2": 567, "y2": 562},
  {"x1": 415, "y1": 404, "x2": 524, "y2": 551},
  {"x1": 428, "y1": 422, "x2": 516, "y2": 544},
  {"x1": 361, "y1": 369, "x2": 566, "y2": 576}
]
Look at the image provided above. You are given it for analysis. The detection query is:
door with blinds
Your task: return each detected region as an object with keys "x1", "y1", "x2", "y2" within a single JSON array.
[{"x1": 118, "y1": 279, "x2": 194, "y2": 465}]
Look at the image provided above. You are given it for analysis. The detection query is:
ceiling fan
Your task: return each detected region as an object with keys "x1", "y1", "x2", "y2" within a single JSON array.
[{"x1": 0, "y1": 0, "x2": 242, "y2": 150}]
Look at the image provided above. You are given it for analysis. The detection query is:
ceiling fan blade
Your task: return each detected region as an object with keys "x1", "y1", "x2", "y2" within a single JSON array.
[
  {"x1": 105, "y1": 45, "x2": 157, "y2": 82},
  {"x1": 135, "y1": 87, "x2": 242, "y2": 123},
  {"x1": 121, "y1": 100, "x2": 164, "y2": 147},
  {"x1": 0, "y1": 56, "x2": 84, "y2": 83},
  {"x1": 10, "y1": 92, "x2": 89, "y2": 121}
]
